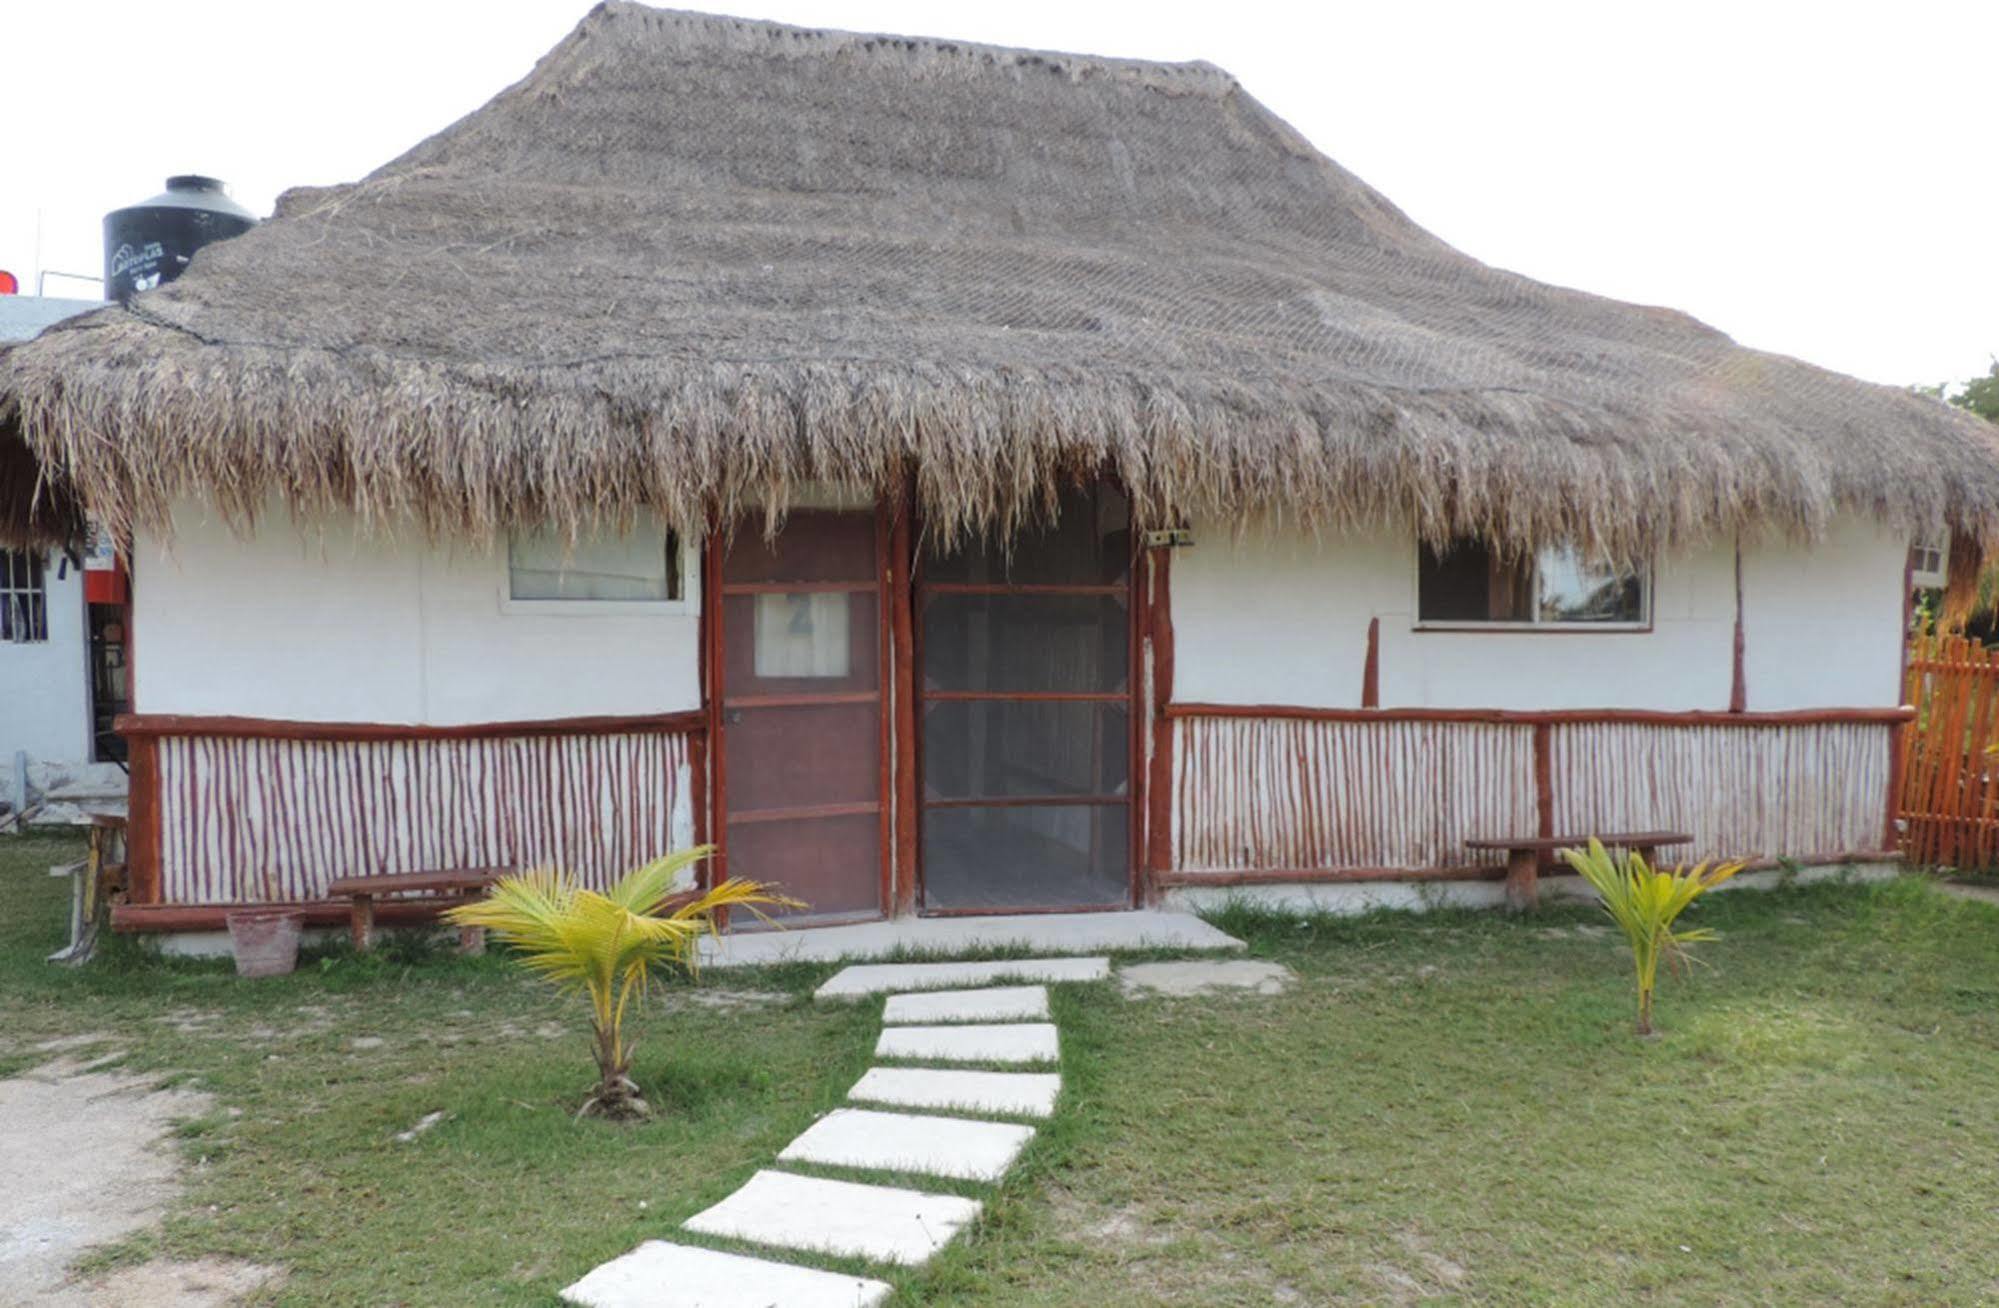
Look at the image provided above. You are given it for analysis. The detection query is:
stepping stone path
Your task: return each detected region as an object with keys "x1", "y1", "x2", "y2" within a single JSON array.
[
  {"x1": 1118, "y1": 958, "x2": 1296, "y2": 997},
  {"x1": 813, "y1": 955, "x2": 1110, "y2": 999},
  {"x1": 882, "y1": 984, "x2": 1050, "y2": 1024},
  {"x1": 849, "y1": 1067, "x2": 1061, "y2": 1119},
  {"x1": 780, "y1": 1107, "x2": 1036, "y2": 1182},
  {"x1": 683, "y1": 1170, "x2": 980, "y2": 1265},
  {"x1": 561, "y1": 956, "x2": 1108, "y2": 1306},
  {"x1": 875, "y1": 1022, "x2": 1061, "y2": 1065}
]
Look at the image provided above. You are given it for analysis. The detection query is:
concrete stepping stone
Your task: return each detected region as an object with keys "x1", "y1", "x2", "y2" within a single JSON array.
[
  {"x1": 875, "y1": 1022, "x2": 1059, "y2": 1065},
  {"x1": 882, "y1": 984, "x2": 1050, "y2": 1024},
  {"x1": 683, "y1": 1169, "x2": 981, "y2": 1266},
  {"x1": 849, "y1": 1066, "x2": 1061, "y2": 1119},
  {"x1": 779, "y1": 1107, "x2": 1035, "y2": 1182},
  {"x1": 815, "y1": 956, "x2": 1109, "y2": 1000},
  {"x1": 1118, "y1": 959, "x2": 1296, "y2": 997},
  {"x1": 560, "y1": 1240, "x2": 888, "y2": 1307}
]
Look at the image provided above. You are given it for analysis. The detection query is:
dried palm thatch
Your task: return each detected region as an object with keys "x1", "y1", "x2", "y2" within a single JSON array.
[{"x1": 4, "y1": 2, "x2": 1997, "y2": 559}]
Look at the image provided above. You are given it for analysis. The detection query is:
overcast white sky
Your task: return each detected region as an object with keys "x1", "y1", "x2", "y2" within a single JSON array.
[{"x1": 4, "y1": 0, "x2": 1992, "y2": 388}]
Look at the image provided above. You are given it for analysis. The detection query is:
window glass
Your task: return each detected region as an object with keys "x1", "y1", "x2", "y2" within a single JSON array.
[
  {"x1": 1, "y1": 549, "x2": 48, "y2": 643},
  {"x1": 508, "y1": 525, "x2": 680, "y2": 602},
  {"x1": 1417, "y1": 541, "x2": 1532, "y2": 623},
  {"x1": 753, "y1": 592, "x2": 852, "y2": 678},
  {"x1": 1418, "y1": 539, "x2": 1646, "y2": 626},
  {"x1": 1534, "y1": 546, "x2": 1646, "y2": 623}
]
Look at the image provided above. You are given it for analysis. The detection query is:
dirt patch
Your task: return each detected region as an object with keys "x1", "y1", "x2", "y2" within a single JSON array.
[
  {"x1": 681, "y1": 988, "x2": 786, "y2": 1009},
  {"x1": 1368, "y1": 1228, "x2": 1470, "y2": 1304},
  {"x1": 33, "y1": 1033, "x2": 117, "y2": 1054},
  {"x1": 71, "y1": 1256, "x2": 282, "y2": 1306},
  {"x1": 0, "y1": 1057, "x2": 271, "y2": 1304}
]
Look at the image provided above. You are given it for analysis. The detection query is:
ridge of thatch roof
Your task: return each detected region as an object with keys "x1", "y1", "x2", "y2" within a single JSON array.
[{"x1": 4, "y1": 1, "x2": 1997, "y2": 558}]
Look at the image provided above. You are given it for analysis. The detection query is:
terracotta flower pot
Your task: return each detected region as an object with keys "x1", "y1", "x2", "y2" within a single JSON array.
[{"x1": 225, "y1": 907, "x2": 306, "y2": 978}]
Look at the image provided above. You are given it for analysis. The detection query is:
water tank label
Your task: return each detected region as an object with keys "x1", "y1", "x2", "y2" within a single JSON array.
[{"x1": 109, "y1": 241, "x2": 166, "y2": 292}]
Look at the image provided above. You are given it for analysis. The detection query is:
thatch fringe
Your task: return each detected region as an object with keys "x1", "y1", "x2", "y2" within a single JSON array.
[
  {"x1": 1937, "y1": 531, "x2": 1986, "y2": 632},
  {"x1": 8, "y1": 321, "x2": 1996, "y2": 561}
]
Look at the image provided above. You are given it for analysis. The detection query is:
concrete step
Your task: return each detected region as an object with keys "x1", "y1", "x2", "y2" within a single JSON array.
[
  {"x1": 875, "y1": 1022, "x2": 1059, "y2": 1065},
  {"x1": 849, "y1": 1066, "x2": 1061, "y2": 1119},
  {"x1": 882, "y1": 984, "x2": 1050, "y2": 1024},
  {"x1": 561, "y1": 1240, "x2": 889, "y2": 1308},
  {"x1": 708, "y1": 909, "x2": 1243, "y2": 970},
  {"x1": 816, "y1": 957, "x2": 1108, "y2": 1000},
  {"x1": 778, "y1": 1107, "x2": 1036, "y2": 1182},
  {"x1": 683, "y1": 1169, "x2": 981, "y2": 1266}
]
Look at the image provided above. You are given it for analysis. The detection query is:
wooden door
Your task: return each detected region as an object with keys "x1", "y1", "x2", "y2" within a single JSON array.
[
  {"x1": 917, "y1": 483, "x2": 1137, "y2": 912},
  {"x1": 715, "y1": 508, "x2": 887, "y2": 922}
]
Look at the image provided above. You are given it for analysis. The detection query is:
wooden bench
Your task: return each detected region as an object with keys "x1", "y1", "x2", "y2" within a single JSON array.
[
  {"x1": 1464, "y1": 831, "x2": 1692, "y2": 912},
  {"x1": 324, "y1": 868, "x2": 508, "y2": 954}
]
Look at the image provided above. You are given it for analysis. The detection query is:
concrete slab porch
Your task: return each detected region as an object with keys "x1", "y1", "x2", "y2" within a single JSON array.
[{"x1": 697, "y1": 908, "x2": 1242, "y2": 969}]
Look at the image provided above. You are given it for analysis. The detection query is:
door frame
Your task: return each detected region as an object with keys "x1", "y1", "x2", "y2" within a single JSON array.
[
  {"x1": 700, "y1": 503, "x2": 897, "y2": 921},
  {"x1": 702, "y1": 487, "x2": 1158, "y2": 917},
  {"x1": 905, "y1": 483, "x2": 1151, "y2": 916}
]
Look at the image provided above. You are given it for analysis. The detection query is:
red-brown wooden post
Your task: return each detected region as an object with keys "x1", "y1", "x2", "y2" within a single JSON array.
[
  {"x1": 1515, "y1": 720, "x2": 1554, "y2": 909},
  {"x1": 701, "y1": 528, "x2": 727, "y2": 893},
  {"x1": 1144, "y1": 550, "x2": 1176, "y2": 894},
  {"x1": 1361, "y1": 616, "x2": 1380, "y2": 709},
  {"x1": 1729, "y1": 539, "x2": 1748, "y2": 713},
  {"x1": 889, "y1": 494, "x2": 919, "y2": 916},
  {"x1": 1502, "y1": 848, "x2": 1539, "y2": 913},
  {"x1": 121, "y1": 730, "x2": 162, "y2": 906}
]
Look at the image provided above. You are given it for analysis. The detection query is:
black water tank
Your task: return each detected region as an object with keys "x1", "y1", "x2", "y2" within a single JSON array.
[{"x1": 103, "y1": 175, "x2": 256, "y2": 302}]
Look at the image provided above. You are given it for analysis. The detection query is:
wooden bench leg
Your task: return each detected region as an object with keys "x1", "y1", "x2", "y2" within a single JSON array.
[
  {"x1": 1504, "y1": 848, "x2": 1539, "y2": 912},
  {"x1": 351, "y1": 894, "x2": 374, "y2": 952},
  {"x1": 458, "y1": 924, "x2": 486, "y2": 956}
]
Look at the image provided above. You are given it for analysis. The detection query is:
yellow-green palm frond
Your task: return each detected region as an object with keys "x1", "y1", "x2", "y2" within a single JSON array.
[
  {"x1": 606, "y1": 847, "x2": 711, "y2": 915},
  {"x1": 445, "y1": 855, "x2": 808, "y2": 992},
  {"x1": 442, "y1": 852, "x2": 813, "y2": 1117},
  {"x1": 1560, "y1": 838, "x2": 1746, "y2": 1033},
  {"x1": 447, "y1": 868, "x2": 579, "y2": 956},
  {"x1": 669, "y1": 875, "x2": 807, "y2": 928}
]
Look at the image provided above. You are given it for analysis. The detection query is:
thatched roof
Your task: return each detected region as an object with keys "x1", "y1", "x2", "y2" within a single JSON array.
[{"x1": 5, "y1": 2, "x2": 1997, "y2": 557}]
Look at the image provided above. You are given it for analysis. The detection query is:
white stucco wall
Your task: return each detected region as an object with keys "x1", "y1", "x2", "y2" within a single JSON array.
[
  {"x1": 132, "y1": 504, "x2": 1907, "y2": 725},
  {"x1": 133, "y1": 506, "x2": 702, "y2": 724},
  {"x1": 1172, "y1": 515, "x2": 1906, "y2": 712},
  {"x1": 0, "y1": 555, "x2": 93, "y2": 765}
]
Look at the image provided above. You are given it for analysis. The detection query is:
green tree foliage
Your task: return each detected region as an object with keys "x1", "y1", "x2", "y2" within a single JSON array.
[{"x1": 1916, "y1": 360, "x2": 1999, "y2": 425}]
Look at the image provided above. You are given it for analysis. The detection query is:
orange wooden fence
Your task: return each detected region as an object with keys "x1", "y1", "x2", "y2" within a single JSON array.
[{"x1": 1901, "y1": 634, "x2": 1999, "y2": 868}]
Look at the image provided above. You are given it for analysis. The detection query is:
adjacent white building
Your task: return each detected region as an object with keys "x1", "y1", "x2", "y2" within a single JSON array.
[{"x1": 1, "y1": 295, "x2": 120, "y2": 814}]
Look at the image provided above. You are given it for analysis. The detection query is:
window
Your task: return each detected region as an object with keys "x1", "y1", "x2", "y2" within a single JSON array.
[
  {"x1": 1909, "y1": 535, "x2": 1948, "y2": 589},
  {"x1": 1417, "y1": 539, "x2": 1647, "y2": 627},
  {"x1": 1, "y1": 549, "x2": 48, "y2": 643},
  {"x1": 505, "y1": 523, "x2": 686, "y2": 607}
]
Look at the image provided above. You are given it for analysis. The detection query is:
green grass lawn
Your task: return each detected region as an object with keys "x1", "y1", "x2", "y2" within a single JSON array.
[{"x1": 6, "y1": 831, "x2": 1999, "y2": 1304}]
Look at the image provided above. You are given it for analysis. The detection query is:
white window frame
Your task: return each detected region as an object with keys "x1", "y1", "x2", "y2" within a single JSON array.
[
  {"x1": 497, "y1": 527, "x2": 700, "y2": 618},
  {"x1": 1410, "y1": 539, "x2": 1654, "y2": 633},
  {"x1": 1909, "y1": 533, "x2": 1949, "y2": 590}
]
